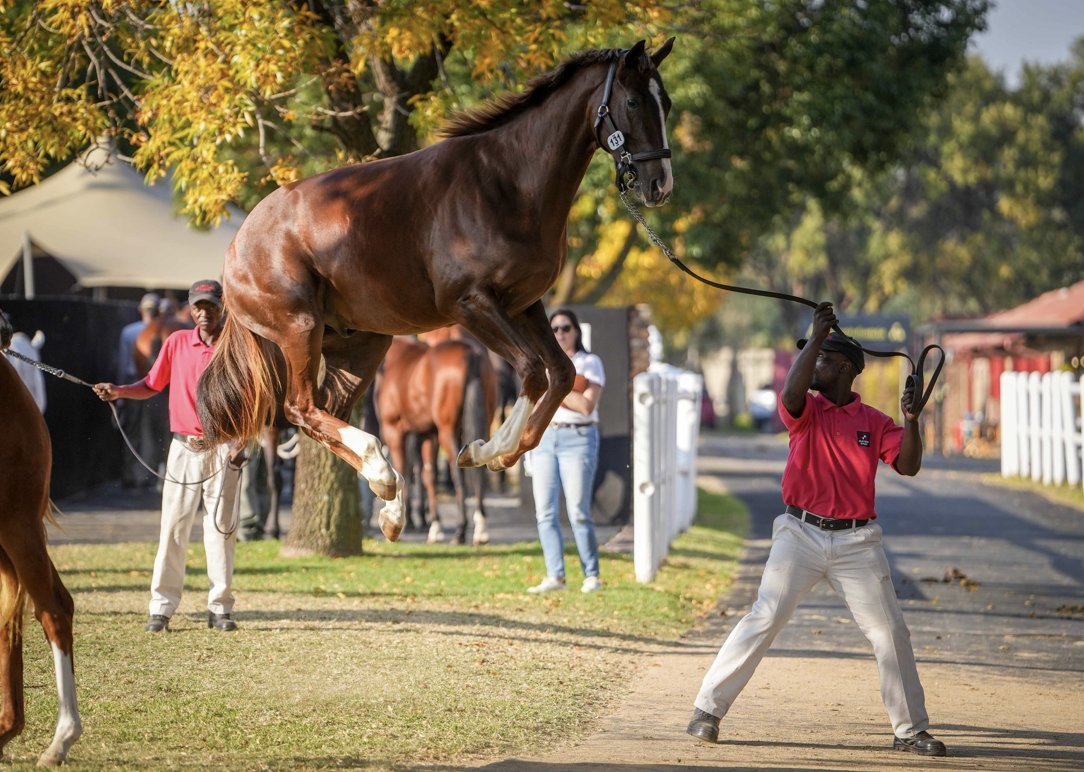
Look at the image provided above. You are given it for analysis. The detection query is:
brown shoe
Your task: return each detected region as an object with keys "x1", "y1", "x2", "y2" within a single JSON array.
[
  {"x1": 686, "y1": 708, "x2": 719, "y2": 744},
  {"x1": 893, "y1": 731, "x2": 947, "y2": 756}
]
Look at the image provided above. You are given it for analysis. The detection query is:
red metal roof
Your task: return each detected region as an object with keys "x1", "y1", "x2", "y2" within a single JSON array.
[{"x1": 942, "y1": 280, "x2": 1084, "y2": 353}]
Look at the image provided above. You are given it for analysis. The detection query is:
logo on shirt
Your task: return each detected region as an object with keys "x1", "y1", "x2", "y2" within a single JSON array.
[{"x1": 856, "y1": 431, "x2": 871, "y2": 447}]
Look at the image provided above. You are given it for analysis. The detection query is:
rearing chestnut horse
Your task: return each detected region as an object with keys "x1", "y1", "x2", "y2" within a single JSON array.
[
  {"x1": 0, "y1": 309, "x2": 82, "y2": 765},
  {"x1": 198, "y1": 40, "x2": 675, "y2": 542}
]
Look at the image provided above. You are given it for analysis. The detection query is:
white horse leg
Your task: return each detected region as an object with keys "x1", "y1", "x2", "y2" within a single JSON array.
[
  {"x1": 337, "y1": 426, "x2": 398, "y2": 501},
  {"x1": 36, "y1": 643, "x2": 81, "y2": 767},
  {"x1": 457, "y1": 396, "x2": 535, "y2": 471},
  {"x1": 337, "y1": 426, "x2": 405, "y2": 542},
  {"x1": 472, "y1": 510, "x2": 490, "y2": 546},
  {"x1": 375, "y1": 466, "x2": 406, "y2": 542}
]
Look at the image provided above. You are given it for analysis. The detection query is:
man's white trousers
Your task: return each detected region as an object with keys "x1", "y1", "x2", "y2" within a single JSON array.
[
  {"x1": 694, "y1": 512, "x2": 929, "y2": 738},
  {"x1": 148, "y1": 439, "x2": 239, "y2": 618}
]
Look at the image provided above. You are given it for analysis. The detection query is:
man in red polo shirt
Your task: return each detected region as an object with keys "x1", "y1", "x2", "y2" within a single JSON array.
[
  {"x1": 688, "y1": 301, "x2": 946, "y2": 757},
  {"x1": 94, "y1": 279, "x2": 241, "y2": 633}
]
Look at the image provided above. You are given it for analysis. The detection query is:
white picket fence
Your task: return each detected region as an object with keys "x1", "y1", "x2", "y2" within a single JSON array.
[
  {"x1": 1000, "y1": 370, "x2": 1084, "y2": 488},
  {"x1": 632, "y1": 367, "x2": 703, "y2": 582}
]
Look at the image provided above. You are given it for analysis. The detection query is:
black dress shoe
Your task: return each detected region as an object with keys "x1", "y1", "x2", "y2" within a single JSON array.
[
  {"x1": 894, "y1": 730, "x2": 947, "y2": 756},
  {"x1": 686, "y1": 707, "x2": 720, "y2": 744},
  {"x1": 145, "y1": 614, "x2": 170, "y2": 633},
  {"x1": 208, "y1": 612, "x2": 238, "y2": 632}
]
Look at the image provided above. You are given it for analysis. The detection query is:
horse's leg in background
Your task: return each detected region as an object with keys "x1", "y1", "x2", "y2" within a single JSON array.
[
  {"x1": 455, "y1": 298, "x2": 574, "y2": 470},
  {"x1": 402, "y1": 433, "x2": 425, "y2": 532},
  {"x1": 262, "y1": 425, "x2": 281, "y2": 539},
  {"x1": 420, "y1": 434, "x2": 445, "y2": 543}
]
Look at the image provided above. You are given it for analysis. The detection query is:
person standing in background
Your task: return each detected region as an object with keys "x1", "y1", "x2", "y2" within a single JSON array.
[
  {"x1": 526, "y1": 308, "x2": 605, "y2": 595},
  {"x1": 94, "y1": 280, "x2": 242, "y2": 633},
  {"x1": 7, "y1": 327, "x2": 46, "y2": 413},
  {"x1": 116, "y1": 293, "x2": 160, "y2": 488}
]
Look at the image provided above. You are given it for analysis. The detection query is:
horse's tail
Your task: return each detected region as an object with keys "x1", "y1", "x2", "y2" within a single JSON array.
[{"x1": 198, "y1": 315, "x2": 279, "y2": 446}]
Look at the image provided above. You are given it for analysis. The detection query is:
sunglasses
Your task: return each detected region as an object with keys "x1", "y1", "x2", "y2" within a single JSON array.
[{"x1": 551, "y1": 324, "x2": 573, "y2": 334}]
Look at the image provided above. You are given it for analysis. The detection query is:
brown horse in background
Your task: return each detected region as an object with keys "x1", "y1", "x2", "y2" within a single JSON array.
[
  {"x1": 0, "y1": 309, "x2": 82, "y2": 765},
  {"x1": 133, "y1": 314, "x2": 187, "y2": 378},
  {"x1": 376, "y1": 336, "x2": 497, "y2": 545},
  {"x1": 198, "y1": 40, "x2": 675, "y2": 543}
]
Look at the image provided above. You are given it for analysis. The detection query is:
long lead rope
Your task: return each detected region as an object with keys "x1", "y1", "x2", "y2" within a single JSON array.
[
  {"x1": 3, "y1": 347, "x2": 243, "y2": 536},
  {"x1": 618, "y1": 189, "x2": 945, "y2": 413}
]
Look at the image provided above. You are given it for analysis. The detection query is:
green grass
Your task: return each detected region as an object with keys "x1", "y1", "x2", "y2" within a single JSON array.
[
  {"x1": 982, "y1": 472, "x2": 1084, "y2": 511},
  {"x1": 7, "y1": 488, "x2": 747, "y2": 770}
]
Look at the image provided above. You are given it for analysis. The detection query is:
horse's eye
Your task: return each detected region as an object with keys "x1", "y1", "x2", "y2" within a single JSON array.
[{"x1": 626, "y1": 97, "x2": 640, "y2": 111}]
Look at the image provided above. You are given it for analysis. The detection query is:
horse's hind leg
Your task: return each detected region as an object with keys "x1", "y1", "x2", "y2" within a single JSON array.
[
  {"x1": 0, "y1": 540, "x2": 80, "y2": 766},
  {"x1": 0, "y1": 550, "x2": 26, "y2": 760},
  {"x1": 33, "y1": 565, "x2": 80, "y2": 767},
  {"x1": 271, "y1": 326, "x2": 405, "y2": 540},
  {"x1": 420, "y1": 435, "x2": 445, "y2": 543}
]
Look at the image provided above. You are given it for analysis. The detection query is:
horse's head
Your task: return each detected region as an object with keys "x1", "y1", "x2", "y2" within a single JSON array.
[{"x1": 594, "y1": 38, "x2": 675, "y2": 207}]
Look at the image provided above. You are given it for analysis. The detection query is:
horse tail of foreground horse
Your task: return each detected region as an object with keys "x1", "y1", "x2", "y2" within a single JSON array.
[{"x1": 198, "y1": 315, "x2": 280, "y2": 447}]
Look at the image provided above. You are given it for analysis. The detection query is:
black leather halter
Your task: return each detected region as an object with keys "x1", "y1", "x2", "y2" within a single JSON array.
[{"x1": 593, "y1": 55, "x2": 671, "y2": 192}]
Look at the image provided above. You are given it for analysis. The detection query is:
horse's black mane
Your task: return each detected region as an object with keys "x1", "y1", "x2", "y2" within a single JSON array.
[{"x1": 439, "y1": 48, "x2": 621, "y2": 139}]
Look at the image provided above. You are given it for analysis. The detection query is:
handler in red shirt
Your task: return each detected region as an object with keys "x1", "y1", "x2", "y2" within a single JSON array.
[
  {"x1": 94, "y1": 280, "x2": 241, "y2": 634},
  {"x1": 688, "y1": 301, "x2": 946, "y2": 758}
]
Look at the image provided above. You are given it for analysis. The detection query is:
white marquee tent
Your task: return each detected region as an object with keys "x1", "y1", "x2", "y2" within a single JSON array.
[{"x1": 0, "y1": 140, "x2": 244, "y2": 295}]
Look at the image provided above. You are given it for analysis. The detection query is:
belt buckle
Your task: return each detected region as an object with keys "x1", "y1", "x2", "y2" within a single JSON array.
[{"x1": 185, "y1": 435, "x2": 209, "y2": 452}]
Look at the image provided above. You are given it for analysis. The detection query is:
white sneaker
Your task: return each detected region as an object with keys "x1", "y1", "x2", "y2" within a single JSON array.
[
  {"x1": 581, "y1": 576, "x2": 603, "y2": 593},
  {"x1": 527, "y1": 576, "x2": 567, "y2": 594}
]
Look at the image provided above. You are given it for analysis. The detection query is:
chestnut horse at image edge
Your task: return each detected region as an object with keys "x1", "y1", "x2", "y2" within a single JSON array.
[
  {"x1": 0, "y1": 309, "x2": 81, "y2": 765},
  {"x1": 197, "y1": 39, "x2": 676, "y2": 542},
  {"x1": 375, "y1": 335, "x2": 498, "y2": 545}
]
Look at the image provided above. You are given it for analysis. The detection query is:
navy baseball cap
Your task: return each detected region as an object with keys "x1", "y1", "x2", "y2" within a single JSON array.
[
  {"x1": 188, "y1": 279, "x2": 223, "y2": 307},
  {"x1": 797, "y1": 332, "x2": 865, "y2": 372}
]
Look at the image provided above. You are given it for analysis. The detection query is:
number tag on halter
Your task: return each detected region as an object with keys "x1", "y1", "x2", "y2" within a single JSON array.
[{"x1": 606, "y1": 131, "x2": 625, "y2": 151}]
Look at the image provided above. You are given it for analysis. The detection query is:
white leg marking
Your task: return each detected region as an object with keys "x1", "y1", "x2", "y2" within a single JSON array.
[
  {"x1": 338, "y1": 426, "x2": 397, "y2": 495},
  {"x1": 377, "y1": 465, "x2": 406, "y2": 536},
  {"x1": 461, "y1": 396, "x2": 535, "y2": 466},
  {"x1": 472, "y1": 511, "x2": 490, "y2": 546},
  {"x1": 38, "y1": 643, "x2": 81, "y2": 766}
]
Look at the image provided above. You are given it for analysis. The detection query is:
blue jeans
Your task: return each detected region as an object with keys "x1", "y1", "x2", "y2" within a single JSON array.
[{"x1": 529, "y1": 424, "x2": 601, "y2": 580}]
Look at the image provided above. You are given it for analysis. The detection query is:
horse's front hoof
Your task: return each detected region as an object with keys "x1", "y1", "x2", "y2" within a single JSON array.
[
  {"x1": 379, "y1": 512, "x2": 403, "y2": 542},
  {"x1": 457, "y1": 441, "x2": 483, "y2": 468},
  {"x1": 368, "y1": 478, "x2": 396, "y2": 501},
  {"x1": 37, "y1": 749, "x2": 65, "y2": 767}
]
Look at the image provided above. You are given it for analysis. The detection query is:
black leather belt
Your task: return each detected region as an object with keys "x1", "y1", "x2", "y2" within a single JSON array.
[
  {"x1": 786, "y1": 504, "x2": 869, "y2": 531},
  {"x1": 551, "y1": 422, "x2": 595, "y2": 429}
]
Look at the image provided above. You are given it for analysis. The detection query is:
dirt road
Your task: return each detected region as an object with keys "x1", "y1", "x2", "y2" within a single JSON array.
[{"x1": 478, "y1": 433, "x2": 1084, "y2": 771}]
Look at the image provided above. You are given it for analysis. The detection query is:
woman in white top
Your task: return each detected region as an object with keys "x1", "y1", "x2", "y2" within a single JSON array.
[{"x1": 527, "y1": 309, "x2": 605, "y2": 594}]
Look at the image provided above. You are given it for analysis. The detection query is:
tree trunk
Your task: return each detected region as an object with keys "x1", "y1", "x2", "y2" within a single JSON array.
[{"x1": 284, "y1": 432, "x2": 363, "y2": 557}]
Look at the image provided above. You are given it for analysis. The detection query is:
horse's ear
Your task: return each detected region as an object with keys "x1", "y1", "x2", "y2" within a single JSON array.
[
  {"x1": 651, "y1": 37, "x2": 675, "y2": 68},
  {"x1": 624, "y1": 40, "x2": 648, "y2": 71}
]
